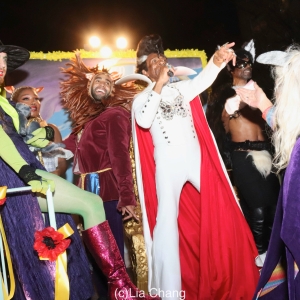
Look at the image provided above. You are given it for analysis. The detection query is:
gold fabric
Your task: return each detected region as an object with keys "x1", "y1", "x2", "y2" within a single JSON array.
[
  {"x1": 0, "y1": 215, "x2": 16, "y2": 299},
  {"x1": 123, "y1": 138, "x2": 149, "y2": 292},
  {"x1": 80, "y1": 168, "x2": 112, "y2": 189}
]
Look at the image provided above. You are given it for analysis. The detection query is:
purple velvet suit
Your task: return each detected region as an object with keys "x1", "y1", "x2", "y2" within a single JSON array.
[
  {"x1": 64, "y1": 106, "x2": 136, "y2": 208},
  {"x1": 254, "y1": 138, "x2": 300, "y2": 299},
  {"x1": 64, "y1": 106, "x2": 136, "y2": 296}
]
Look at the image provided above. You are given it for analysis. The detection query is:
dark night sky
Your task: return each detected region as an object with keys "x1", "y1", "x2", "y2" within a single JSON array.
[
  {"x1": 1, "y1": 1, "x2": 299, "y2": 55},
  {"x1": 1, "y1": 0, "x2": 300, "y2": 95},
  {"x1": 1, "y1": 1, "x2": 300, "y2": 51},
  {"x1": 0, "y1": 0, "x2": 241, "y2": 56}
]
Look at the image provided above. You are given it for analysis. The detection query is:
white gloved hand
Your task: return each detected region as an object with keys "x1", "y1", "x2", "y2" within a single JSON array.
[{"x1": 224, "y1": 95, "x2": 241, "y2": 114}]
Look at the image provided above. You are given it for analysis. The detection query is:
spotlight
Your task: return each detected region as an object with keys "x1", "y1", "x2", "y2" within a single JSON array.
[
  {"x1": 116, "y1": 37, "x2": 128, "y2": 49},
  {"x1": 100, "y1": 46, "x2": 112, "y2": 58},
  {"x1": 89, "y1": 36, "x2": 101, "y2": 48}
]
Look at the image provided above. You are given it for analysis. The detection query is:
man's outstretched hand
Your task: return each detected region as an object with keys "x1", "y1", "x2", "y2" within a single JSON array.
[
  {"x1": 121, "y1": 205, "x2": 139, "y2": 222},
  {"x1": 235, "y1": 82, "x2": 273, "y2": 112},
  {"x1": 213, "y1": 42, "x2": 236, "y2": 67}
]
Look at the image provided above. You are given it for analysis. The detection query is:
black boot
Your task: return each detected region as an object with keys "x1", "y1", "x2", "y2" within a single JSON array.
[
  {"x1": 247, "y1": 207, "x2": 266, "y2": 254},
  {"x1": 264, "y1": 205, "x2": 277, "y2": 250},
  {"x1": 239, "y1": 200, "x2": 267, "y2": 255}
]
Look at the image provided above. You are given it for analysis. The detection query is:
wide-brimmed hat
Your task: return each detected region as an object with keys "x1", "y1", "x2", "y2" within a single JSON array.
[{"x1": 0, "y1": 41, "x2": 30, "y2": 72}]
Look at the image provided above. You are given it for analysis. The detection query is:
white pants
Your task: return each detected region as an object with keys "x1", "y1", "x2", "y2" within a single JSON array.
[{"x1": 151, "y1": 141, "x2": 201, "y2": 300}]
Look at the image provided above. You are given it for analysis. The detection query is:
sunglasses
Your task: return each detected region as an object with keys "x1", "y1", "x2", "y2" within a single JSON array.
[{"x1": 235, "y1": 60, "x2": 252, "y2": 69}]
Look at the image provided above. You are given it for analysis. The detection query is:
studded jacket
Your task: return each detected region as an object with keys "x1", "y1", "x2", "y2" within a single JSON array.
[{"x1": 133, "y1": 57, "x2": 222, "y2": 147}]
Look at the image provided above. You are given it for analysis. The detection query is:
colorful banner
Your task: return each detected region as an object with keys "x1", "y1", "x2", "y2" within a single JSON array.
[{"x1": 5, "y1": 51, "x2": 207, "y2": 182}]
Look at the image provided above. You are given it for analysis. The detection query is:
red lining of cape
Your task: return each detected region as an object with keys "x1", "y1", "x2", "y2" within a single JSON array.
[{"x1": 135, "y1": 96, "x2": 259, "y2": 299}]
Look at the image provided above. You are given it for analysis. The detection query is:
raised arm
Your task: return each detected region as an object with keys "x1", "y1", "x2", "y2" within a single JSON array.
[
  {"x1": 176, "y1": 57, "x2": 223, "y2": 102},
  {"x1": 133, "y1": 57, "x2": 175, "y2": 129},
  {"x1": 235, "y1": 82, "x2": 275, "y2": 128},
  {"x1": 175, "y1": 42, "x2": 237, "y2": 102},
  {"x1": 133, "y1": 86, "x2": 162, "y2": 129}
]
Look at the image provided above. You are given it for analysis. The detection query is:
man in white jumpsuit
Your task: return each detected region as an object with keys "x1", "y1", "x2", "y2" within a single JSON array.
[{"x1": 132, "y1": 35, "x2": 259, "y2": 300}]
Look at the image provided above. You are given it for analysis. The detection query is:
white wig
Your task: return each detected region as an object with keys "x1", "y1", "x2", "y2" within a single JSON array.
[{"x1": 270, "y1": 45, "x2": 300, "y2": 170}]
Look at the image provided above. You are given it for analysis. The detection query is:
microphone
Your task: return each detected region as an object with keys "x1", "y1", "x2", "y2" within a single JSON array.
[
  {"x1": 167, "y1": 70, "x2": 174, "y2": 77},
  {"x1": 166, "y1": 64, "x2": 174, "y2": 77}
]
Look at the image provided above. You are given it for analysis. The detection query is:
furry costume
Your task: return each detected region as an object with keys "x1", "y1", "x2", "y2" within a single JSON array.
[{"x1": 61, "y1": 52, "x2": 138, "y2": 297}]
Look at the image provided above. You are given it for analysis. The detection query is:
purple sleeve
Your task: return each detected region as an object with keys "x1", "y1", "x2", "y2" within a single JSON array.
[
  {"x1": 106, "y1": 111, "x2": 136, "y2": 209},
  {"x1": 281, "y1": 140, "x2": 300, "y2": 266},
  {"x1": 63, "y1": 133, "x2": 77, "y2": 154},
  {"x1": 266, "y1": 106, "x2": 275, "y2": 129}
]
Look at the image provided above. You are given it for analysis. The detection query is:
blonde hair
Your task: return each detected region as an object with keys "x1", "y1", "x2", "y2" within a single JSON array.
[{"x1": 272, "y1": 45, "x2": 300, "y2": 170}]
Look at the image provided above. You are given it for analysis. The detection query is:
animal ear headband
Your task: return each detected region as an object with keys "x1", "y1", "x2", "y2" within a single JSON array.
[
  {"x1": 85, "y1": 71, "x2": 120, "y2": 82},
  {"x1": 243, "y1": 39, "x2": 256, "y2": 62},
  {"x1": 4, "y1": 86, "x2": 44, "y2": 101},
  {"x1": 256, "y1": 51, "x2": 292, "y2": 67}
]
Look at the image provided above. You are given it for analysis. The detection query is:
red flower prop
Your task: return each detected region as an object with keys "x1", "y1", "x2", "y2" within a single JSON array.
[
  {"x1": 0, "y1": 186, "x2": 7, "y2": 205},
  {"x1": 0, "y1": 197, "x2": 6, "y2": 205},
  {"x1": 34, "y1": 227, "x2": 71, "y2": 261}
]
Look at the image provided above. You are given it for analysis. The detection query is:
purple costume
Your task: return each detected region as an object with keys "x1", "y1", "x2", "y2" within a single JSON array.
[
  {"x1": 64, "y1": 106, "x2": 136, "y2": 296},
  {"x1": 0, "y1": 102, "x2": 93, "y2": 300},
  {"x1": 254, "y1": 138, "x2": 300, "y2": 299}
]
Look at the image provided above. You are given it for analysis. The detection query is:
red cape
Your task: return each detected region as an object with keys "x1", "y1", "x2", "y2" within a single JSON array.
[{"x1": 135, "y1": 96, "x2": 259, "y2": 300}]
